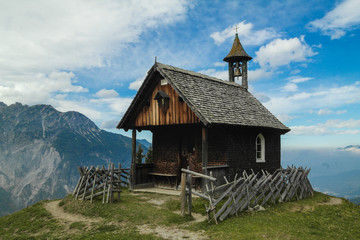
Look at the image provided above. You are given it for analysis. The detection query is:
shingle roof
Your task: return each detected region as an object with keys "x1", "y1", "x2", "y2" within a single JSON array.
[
  {"x1": 117, "y1": 62, "x2": 289, "y2": 133},
  {"x1": 156, "y1": 63, "x2": 289, "y2": 132}
]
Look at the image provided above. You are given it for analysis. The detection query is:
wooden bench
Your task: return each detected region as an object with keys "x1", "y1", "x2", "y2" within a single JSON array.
[{"x1": 148, "y1": 173, "x2": 177, "y2": 189}]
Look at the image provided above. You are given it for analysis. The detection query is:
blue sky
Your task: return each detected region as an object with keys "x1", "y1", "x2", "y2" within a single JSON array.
[{"x1": 0, "y1": 0, "x2": 359, "y2": 149}]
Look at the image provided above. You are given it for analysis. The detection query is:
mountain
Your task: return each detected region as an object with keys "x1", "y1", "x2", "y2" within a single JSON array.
[
  {"x1": 138, "y1": 138, "x2": 152, "y2": 148},
  {"x1": 350, "y1": 197, "x2": 360, "y2": 205},
  {"x1": 0, "y1": 102, "x2": 148, "y2": 216},
  {"x1": 282, "y1": 147, "x2": 360, "y2": 199}
]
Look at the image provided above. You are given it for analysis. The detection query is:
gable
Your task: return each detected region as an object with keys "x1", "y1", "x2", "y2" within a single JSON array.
[{"x1": 134, "y1": 77, "x2": 200, "y2": 128}]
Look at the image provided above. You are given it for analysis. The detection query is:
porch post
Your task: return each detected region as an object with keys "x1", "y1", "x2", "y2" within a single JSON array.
[
  {"x1": 130, "y1": 129, "x2": 136, "y2": 190},
  {"x1": 202, "y1": 126, "x2": 208, "y2": 193}
]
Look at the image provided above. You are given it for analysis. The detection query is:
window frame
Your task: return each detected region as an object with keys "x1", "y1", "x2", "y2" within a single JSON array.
[{"x1": 256, "y1": 133, "x2": 265, "y2": 163}]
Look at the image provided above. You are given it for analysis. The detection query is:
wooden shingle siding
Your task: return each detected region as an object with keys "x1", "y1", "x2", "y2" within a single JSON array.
[{"x1": 134, "y1": 79, "x2": 200, "y2": 127}]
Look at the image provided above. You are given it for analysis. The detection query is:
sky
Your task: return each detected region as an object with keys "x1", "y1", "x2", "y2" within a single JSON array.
[{"x1": 0, "y1": 0, "x2": 359, "y2": 149}]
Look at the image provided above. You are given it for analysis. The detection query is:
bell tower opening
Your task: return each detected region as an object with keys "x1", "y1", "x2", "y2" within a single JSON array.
[{"x1": 223, "y1": 33, "x2": 252, "y2": 89}]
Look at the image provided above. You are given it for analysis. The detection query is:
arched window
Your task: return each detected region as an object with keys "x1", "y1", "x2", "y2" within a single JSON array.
[{"x1": 256, "y1": 133, "x2": 265, "y2": 162}]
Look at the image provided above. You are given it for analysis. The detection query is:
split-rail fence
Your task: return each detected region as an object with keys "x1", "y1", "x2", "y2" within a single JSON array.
[
  {"x1": 72, "y1": 163, "x2": 130, "y2": 203},
  {"x1": 181, "y1": 166, "x2": 313, "y2": 224}
]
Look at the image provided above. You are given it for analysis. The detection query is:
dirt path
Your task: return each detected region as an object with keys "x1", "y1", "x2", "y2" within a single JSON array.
[
  {"x1": 319, "y1": 197, "x2": 343, "y2": 205},
  {"x1": 290, "y1": 197, "x2": 343, "y2": 212},
  {"x1": 44, "y1": 198, "x2": 207, "y2": 239},
  {"x1": 139, "y1": 224, "x2": 207, "y2": 240},
  {"x1": 44, "y1": 200, "x2": 101, "y2": 224}
]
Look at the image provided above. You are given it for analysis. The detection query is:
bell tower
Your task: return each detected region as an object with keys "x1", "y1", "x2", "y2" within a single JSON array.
[{"x1": 223, "y1": 33, "x2": 252, "y2": 89}]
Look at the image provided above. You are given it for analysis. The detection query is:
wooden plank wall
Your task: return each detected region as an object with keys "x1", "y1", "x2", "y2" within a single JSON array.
[{"x1": 135, "y1": 80, "x2": 200, "y2": 127}]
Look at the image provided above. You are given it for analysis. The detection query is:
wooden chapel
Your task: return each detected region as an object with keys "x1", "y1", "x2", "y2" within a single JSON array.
[{"x1": 117, "y1": 34, "x2": 290, "y2": 191}]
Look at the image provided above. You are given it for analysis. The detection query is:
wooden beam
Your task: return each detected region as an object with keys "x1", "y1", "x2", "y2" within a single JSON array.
[
  {"x1": 202, "y1": 126, "x2": 208, "y2": 193},
  {"x1": 180, "y1": 173, "x2": 186, "y2": 216},
  {"x1": 181, "y1": 168, "x2": 216, "y2": 182},
  {"x1": 130, "y1": 129, "x2": 136, "y2": 190}
]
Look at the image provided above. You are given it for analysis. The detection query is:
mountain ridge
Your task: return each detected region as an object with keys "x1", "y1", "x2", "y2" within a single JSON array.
[{"x1": 0, "y1": 102, "x2": 148, "y2": 216}]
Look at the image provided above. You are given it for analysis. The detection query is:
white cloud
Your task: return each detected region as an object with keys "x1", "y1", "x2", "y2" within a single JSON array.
[
  {"x1": 252, "y1": 92, "x2": 271, "y2": 103},
  {"x1": 129, "y1": 76, "x2": 146, "y2": 90},
  {"x1": 336, "y1": 110, "x2": 347, "y2": 115},
  {"x1": 90, "y1": 97, "x2": 133, "y2": 116},
  {"x1": 53, "y1": 95, "x2": 133, "y2": 129},
  {"x1": 290, "y1": 119, "x2": 360, "y2": 135},
  {"x1": 310, "y1": 108, "x2": 347, "y2": 115},
  {"x1": 340, "y1": 146, "x2": 360, "y2": 154},
  {"x1": 317, "y1": 108, "x2": 333, "y2": 115},
  {"x1": 101, "y1": 119, "x2": 120, "y2": 129},
  {"x1": 282, "y1": 83, "x2": 298, "y2": 92},
  {"x1": 0, "y1": 71, "x2": 87, "y2": 105},
  {"x1": 290, "y1": 125, "x2": 329, "y2": 135},
  {"x1": 282, "y1": 76, "x2": 313, "y2": 92},
  {"x1": 265, "y1": 82, "x2": 360, "y2": 117},
  {"x1": 214, "y1": 62, "x2": 227, "y2": 67},
  {"x1": 95, "y1": 89, "x2": 119, "y2": 98},
  {"x1": 54, "y1": 99, "x2": 105, "y2": 121},
  {"x1": 325, "y1": 119, "x2": 360, "y2": 128},
  {"x1": 308, "y1": 0, "x2": 360, "y2": 39},
  {"x1": 198, "y1": 69, "x2": 228, "y2": 81},
  {"x1": 0, "y1": 0, "x2": 188, "y2": 73},
  {"x1": 254, "y1": 36, "x2": 317, "y2": 69},
  {"x1": 290, "y1": 69, "x2": 301, "y2": 75},
  {"x1": 0, "y1": 0, "x2": 189, "y2": 105},
  {"x1": 288, "y1": 77, "x2": 312, "y2": 83},
  {"x1": 248, "y1": 68, "x2": 273, "y2": 82},
  {"x1": 210, "y1": 21, "x2": 279, "y2": 46},
  {"x1": 199, "y1": 65, "x2": 273, "y2": 83},
  {"x1": 276, "y1": 114, "x2": 296, "y2": 123}
]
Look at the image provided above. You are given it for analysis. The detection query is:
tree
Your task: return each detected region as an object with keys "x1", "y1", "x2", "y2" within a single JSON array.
[
  {"x1": 136, "y1": 145, "x2": 145, "y2": 164},
  {"x1": 145, "y1": 146, "x2": 153, "y2": 164}
]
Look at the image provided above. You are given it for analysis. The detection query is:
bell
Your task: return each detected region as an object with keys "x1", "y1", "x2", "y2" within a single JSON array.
[{"x1": 234, "y1": 67, "x2": 242, "y2": 77}]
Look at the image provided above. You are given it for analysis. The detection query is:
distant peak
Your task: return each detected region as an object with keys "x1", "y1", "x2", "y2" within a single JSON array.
[{"x1": 0, "y1": 102, "x2": 7, "y2": 108}]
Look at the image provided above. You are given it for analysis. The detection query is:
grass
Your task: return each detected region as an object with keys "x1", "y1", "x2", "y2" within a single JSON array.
[
  {"x1": 189, "y1": 193, "x2": 360, "y2": 239},
  {"x1": 0, "y1": 201, "x2": 62, "y2": 239},
  {"x1": 1, "y1": 190, "x2": 360, "y2": 239}
]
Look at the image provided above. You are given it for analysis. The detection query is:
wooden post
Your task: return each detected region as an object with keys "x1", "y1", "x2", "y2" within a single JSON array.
[
  {"x1": 187, "y1": 167, "x2": 192, "y2": 216},
  {"x1": 90, "y1": 167, "x2": 99, "y2": 203},
  {"x1": 118, "y1": 163, "x2": 121, "y2": 202},
  {"x1": 180, "y1": 173, "x2": 186, "y2": 216},
  {"x1": 130, "y1": 129, "x2": 136, "y2": 190},
  {"x1": 102, "y1": 170, "x2": 107, "y2": 204},
  {"x1": 202, "y1": 127, "x2": 208, "y2": 193},
  {"x1": 110, "y1": 163, "x2": 114, "y2": 203}
]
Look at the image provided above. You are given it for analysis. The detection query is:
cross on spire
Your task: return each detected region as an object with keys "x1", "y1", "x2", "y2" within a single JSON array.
[{"x1": 233, "y1": 25, "x2": 239, "y2": 33}]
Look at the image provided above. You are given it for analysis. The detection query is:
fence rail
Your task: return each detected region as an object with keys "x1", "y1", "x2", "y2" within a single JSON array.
[
  {"x1": 181, "y1": 166, "x2": 313, "y2": 223},
  {"x1": 72, "y1": 163, "x2": 130, "y2": 203}
]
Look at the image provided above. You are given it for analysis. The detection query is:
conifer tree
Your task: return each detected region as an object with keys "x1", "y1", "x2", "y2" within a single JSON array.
[
  {"x1": 145, "y1": 146, "x2": 153, "y2": 164},
  {"x1": 136, "y1": 145, "x2": 145, "y2": 164}
]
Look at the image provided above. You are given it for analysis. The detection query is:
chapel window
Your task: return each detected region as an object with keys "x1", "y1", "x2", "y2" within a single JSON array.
[{"x1": 256, "y1": 133, "x2": 265, "y2": 163}]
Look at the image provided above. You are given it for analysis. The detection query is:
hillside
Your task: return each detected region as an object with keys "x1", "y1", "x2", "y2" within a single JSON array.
[
  {"x1": 351, "y1": 197, "x2": 360, "y2": 205},
  {"x1": 282, "y1": 147, "x2": 360, "y2": 199},
  {"x1": 0, "y1": 102, "x2": 148, "y2": 217},
  {"x1": 0, "y1": 191, "x2": 359, "y2": 239}
]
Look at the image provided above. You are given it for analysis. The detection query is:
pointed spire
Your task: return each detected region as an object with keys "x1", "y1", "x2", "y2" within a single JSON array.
[
  {"x1": 223, "y1": 33, "x2": 252, "y2": 62},
  {"x1": 223, "y1": 34, "x2": 252, "y2": 87}
]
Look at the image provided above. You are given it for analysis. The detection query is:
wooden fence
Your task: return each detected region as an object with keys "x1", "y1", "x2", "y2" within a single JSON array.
[
  {"x1": 72, "y1": 163, "x2": 130, "y2": 203},
  {"x1": 181, "y1": 166, "x2": 313, "y2": 224}
]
